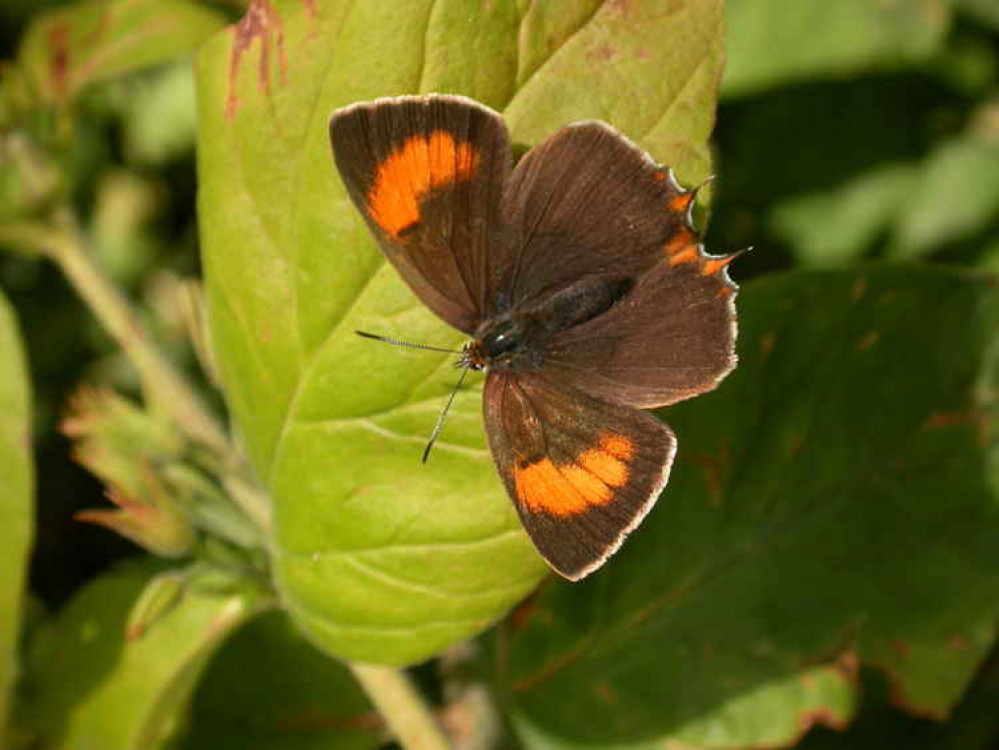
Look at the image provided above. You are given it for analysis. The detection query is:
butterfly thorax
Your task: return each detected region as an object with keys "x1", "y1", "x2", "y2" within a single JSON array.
[{"x1": 463, "y1": 274, "x2": 634, "y2": 373}]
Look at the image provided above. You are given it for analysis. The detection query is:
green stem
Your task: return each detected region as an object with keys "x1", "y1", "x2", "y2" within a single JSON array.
[
  {"x1": 43, "y1": 205, "x2": 230, "y2": 457},
  {"x1": 350, "y1": 663, "x2": 453, "y2": 750}
]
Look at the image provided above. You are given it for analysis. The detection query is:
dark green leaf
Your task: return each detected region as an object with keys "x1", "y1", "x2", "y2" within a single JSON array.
[
  {"x1": 0, "y1": 290, "x2": 33, "y2": 745},
  {"x1": 502, "y1": 266, "x2": 999, "y2": 750},
  {"x1": 171, "y1": 611, "x2": 380, "y2": 750},
  {"x1": 196, "y1": 0, "x2": 724, "y2": 664}
]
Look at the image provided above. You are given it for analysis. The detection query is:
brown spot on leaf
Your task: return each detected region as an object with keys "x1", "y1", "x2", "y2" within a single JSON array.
[
  {"x1": 302, "y1": 0, "x2": 317, "y2": 19},
  {"x1": 787, "y1": 433, "x2": 805, "y2": 457},
  {"x1": 856, "y1": 331, "x2": 879, "y2": 351},
  {"x1": 594, "y1": 682, "x2": 619, "y2": 704},
  {"x1": 226, "y1": 0, "x2": 287, "y2": 119},
  {"x1": 760, "y1": 332, "x2": 777, "y2": 358},
  {"x1": 851, "y1": 277, "x2": 867, "y2": 301},
  {"x1": 688, "y1": 442, "x2": 729, "y2": 506}
]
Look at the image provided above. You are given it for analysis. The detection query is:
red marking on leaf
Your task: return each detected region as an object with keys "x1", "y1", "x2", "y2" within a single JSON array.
[
  {"x1": 890, "y1": 639, "x2": 910, "y2": 661},
  {"x1": 84, "y1": 7, "x2": 111, "y2": 46},
  {"x1": 302, "y1": 0, "x2": 317, "y2": 20},
  {"x1": 948, "y1": 634, "x2": 969, "y2": 651},
  {"x1": 225, "y1": 0, "x2": 287, "y2": 119},
  {"x1": 276, "y1": 710, "x2": 383, "y2": 731},
  {"x1": 47, "y1": 21, "x2": 71, "y2": 100}
]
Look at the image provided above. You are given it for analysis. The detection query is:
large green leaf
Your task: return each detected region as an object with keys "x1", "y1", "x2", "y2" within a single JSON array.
[
  {"x1": 196, "y1": 0, "x2": 724, "y2": 664},
  {"x1": 16, "y1": 0, "x2": 225, "y2": 105},
  {"x1": 723, "y1": 0, "x2": 952, "y2": 98},
  {"x1": 0, "y1": 291, "x2": 33, "y2": 746},
  {"x1": 171, "y1": 612, "x2": 380, "y2": 750},
  {"x1": 501, "y1": 266, "x2": 999, "y2": 750},
  {"x1": 19, "y1": 559, "x2": 263, "y2": 750}
]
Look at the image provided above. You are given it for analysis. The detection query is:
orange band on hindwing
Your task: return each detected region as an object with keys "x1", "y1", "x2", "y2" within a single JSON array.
[
  {"x1": 366, "y1": 131, "x2": 479, "y2": 239},
  {"x1": 513, "y1": 433, "x2": 636, "y2": 517}
]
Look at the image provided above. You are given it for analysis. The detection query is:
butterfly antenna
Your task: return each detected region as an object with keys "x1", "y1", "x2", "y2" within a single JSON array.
[
  {"x1": 422, "y1": 364, "x2": 471, "y2": 464},
  {"x1": 355, "y1": 330, "x2": 464, "y2": 355}
]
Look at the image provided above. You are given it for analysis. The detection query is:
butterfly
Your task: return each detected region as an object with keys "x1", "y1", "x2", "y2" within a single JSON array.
[{"x1": 328, "y1": 94, "x2": 738, "y2": 580}]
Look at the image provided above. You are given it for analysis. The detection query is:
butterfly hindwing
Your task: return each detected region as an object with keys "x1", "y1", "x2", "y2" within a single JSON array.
[
  {"x1": 542, "y1": 258, "x2": 738, "y2": 408},
  {"x1": 483, "y1": 371, "x2": 677, "y2": 580},
  {"x1": 329, "y1": 95, "x2": 511, "y2": 333}
]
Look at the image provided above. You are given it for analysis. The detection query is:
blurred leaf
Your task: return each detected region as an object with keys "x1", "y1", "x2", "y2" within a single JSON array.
[
  {"x1": 889, "y1": 134, "x2": 999, "y2": 258},
  {"x1": 958, "y1": 0, "x2": 999, "y2": 29},
  {"x1": 120, "y1": 62, "x2": 199, "y2": 166},
  {"x1": 19, "y1": 557, "x2": 264, "y2": 750},
  {"x1": 724, "y1": 0, "x2": 952, "y2": 98},
  {"x1": 89, "y1": 170, "x2": 162, "y2": 285},
  {"x1": 170, "y1": 611, "x2": 381, "y2": 750},
  {"x1": 16, "y1": 0, "x2": 225, "y2": 106},
  {"x1": 709, "y1": 75, "x2": 943, "y2": 258},
  {"x1": 502, "y1": 266, "x2": 999, "y2": 750},
  {"x1": 770, "y1": 163, "x2": 917, "y2": 266},
  {"x1": 196, "y1": 0, "x2": 724, "y2": 664},
  {"x1": 0, "y1": 290, "x2": 33, "y2": 746}
]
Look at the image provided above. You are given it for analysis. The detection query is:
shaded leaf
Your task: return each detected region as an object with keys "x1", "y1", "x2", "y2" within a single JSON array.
[
  {"x1": 19, "y1": 558, "x2": 264, "y2": 750},
  {"x1": 196, "y1": 0, "x2": 724, "y2": 664},
  {"x1": 958, "y1": 0, "x2": 999, "y2": 29},
  {"x1": 889, "y1": 134, "x2": 999, "y2": 259},
  {"x1": 171, "y1": 611, "x2": 380, "y2": 750},
  {"x1": 0, "y1": 290, "x2": 33, "y2": 745},
  {"x1": 723, "y1": 0, "x2": 952, "y2": 98},
  {"x1": 16, "y1": 0, "x2": 225, "y2": 106},
  {"x1": 770, "y1": 163, "x2": 917, "y2": 266},
  {"x1": 501, "y1": 266, "x2": 999, "y2": 750},
  {"x1": 797, "y1": 661, "x2": 999, "y2": 750}
]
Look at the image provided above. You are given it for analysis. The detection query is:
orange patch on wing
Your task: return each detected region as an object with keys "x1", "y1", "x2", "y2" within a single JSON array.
[
  {"x1": 513, "y1": 433, "x2": 633, "y2": 517},
  {"x1": 663, "y1": 229, "x2": 696, "y2": 258},
  {"x1": 367, "y1": 130, "x2": 478, "y2": 238},
  {"x1": 700, "y1": 256, "x2": 735, "y2": 276},
  {"x1": 600, "y1": 433, "x2": 634, "y2": 460},
  {"x1": 668, "y1": 246, "x2": 699, "y2": 266},
  {"x1": 667, "y1": 192, "x2": 694, "y2": 214}
]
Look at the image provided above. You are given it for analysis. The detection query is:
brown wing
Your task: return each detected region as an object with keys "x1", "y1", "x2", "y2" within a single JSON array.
[
  {"x1": 493, "y1": 121, "x2": 699, "y2": 311},
  {"x1": 329, "y1": 95, "x2": 511, "y2": 333},
  {"x1": 483, "y1": 371, "x2": 676, "y2": 580}
]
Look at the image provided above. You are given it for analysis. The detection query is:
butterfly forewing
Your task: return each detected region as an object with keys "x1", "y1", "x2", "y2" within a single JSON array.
[
  {"x1": 493, "y1": 121, "x2": 697, "y2": 311},
  {"x1": 329, "y1": 95, "x2": 511, "y2": 333}
]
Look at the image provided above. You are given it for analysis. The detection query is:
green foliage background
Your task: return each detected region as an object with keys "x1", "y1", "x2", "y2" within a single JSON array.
[{"x1": 1, "y1": 1, "x2": 998, "y2": 749}]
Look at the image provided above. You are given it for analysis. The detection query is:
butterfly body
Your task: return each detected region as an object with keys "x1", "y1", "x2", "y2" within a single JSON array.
[
  {"x1": 329, "y1": 94, "x2": 739, "y2": 580},
  {"x1": 466, "y1": 274, "x2": 634, "y2": 373}
]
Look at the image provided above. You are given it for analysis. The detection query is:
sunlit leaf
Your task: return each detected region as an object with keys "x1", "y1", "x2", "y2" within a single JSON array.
[{"x1": 196, "y1": 0, "x2": 724, "y2": 664}]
